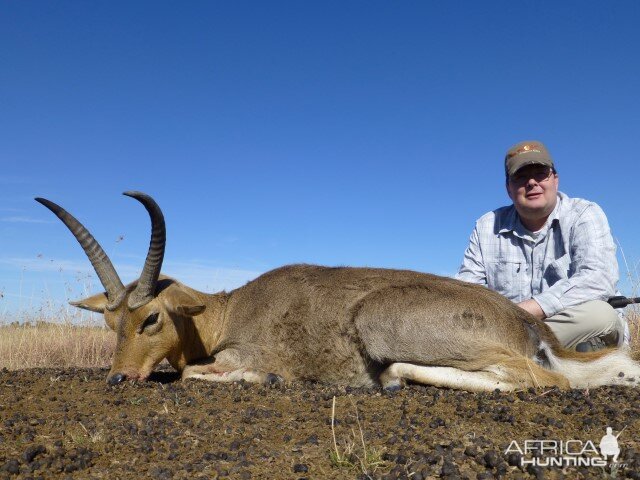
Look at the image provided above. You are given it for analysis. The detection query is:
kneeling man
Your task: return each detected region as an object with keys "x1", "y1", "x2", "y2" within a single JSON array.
[{"x1": 456, "y1": 140, "x2": 626, "y2": 351}]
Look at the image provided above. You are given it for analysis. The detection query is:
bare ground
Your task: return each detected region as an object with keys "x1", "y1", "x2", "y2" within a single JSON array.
[{"x1": 1, "y1": 367, "x2": 640, "y2": 479}]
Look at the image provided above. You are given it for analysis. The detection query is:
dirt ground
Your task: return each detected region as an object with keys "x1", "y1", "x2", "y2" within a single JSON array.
[{"x1": 1, "y1": 367, "x2": 640, "y2": 479}]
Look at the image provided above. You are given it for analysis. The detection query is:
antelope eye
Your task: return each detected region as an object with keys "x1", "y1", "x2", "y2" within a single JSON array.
[{"x1": 141, "y1": 313, "x2": 160, "y2": 331}]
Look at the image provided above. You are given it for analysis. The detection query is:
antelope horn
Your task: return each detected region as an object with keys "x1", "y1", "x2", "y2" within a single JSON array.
[
  {"x1": 123, "y1": 191, "x2": 166, "y2": 310},
  {"x1": 34, "y1": 197, "x2": 126, "y2": 311}
]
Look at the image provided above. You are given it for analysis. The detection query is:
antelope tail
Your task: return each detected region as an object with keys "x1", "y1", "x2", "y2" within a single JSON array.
[{"x1": 540, "y1": 342, "x2": 640, "y2": 388}]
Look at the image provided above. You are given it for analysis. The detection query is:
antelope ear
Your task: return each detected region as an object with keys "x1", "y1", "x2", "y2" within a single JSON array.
[
  {"x1": 163, "y1": 289, "x2": 206, "y2": 317},
  {"x1": 70, "y1": 292, "x2": 108, "y2": 313},
  {"x1": 70, "y1": 292, "x2": 118, "y2": 330}
]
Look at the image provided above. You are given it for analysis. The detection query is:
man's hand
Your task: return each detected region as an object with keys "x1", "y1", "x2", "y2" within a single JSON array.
[{"x1": 517, "y1": 299, "x2": 546, "y2": 320}]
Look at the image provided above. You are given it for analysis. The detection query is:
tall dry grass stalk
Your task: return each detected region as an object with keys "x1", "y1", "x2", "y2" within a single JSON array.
[
  {"x1": 616, "y1": 241, "x2": 640, "y2": 355},
  {"x1": 627, "y1": 307, "x2": 640, "y2": 353},
  {"x1": 0, "y1": 322, "x2": 115, "y2": 370}
]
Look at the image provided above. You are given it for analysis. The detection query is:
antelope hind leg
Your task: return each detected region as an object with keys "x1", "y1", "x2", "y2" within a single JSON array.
[
  {"x1": 380, "y1": 363, "x2": 518, "y2": 392},
  {"x1": 381, "y1": 358, "x2": 570, "y2": 392}
]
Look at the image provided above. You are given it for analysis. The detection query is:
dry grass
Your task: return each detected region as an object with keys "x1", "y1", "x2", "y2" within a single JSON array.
[
  {"x1": 2, "y1": 307, "x2": 639, "y2": 371},
  {"x1": 617, "y1": 242, "x2": 640, "y2": 357},
  {"x1": 329, "y1": 395, "x2": 387, "y2": 476},
  {"x1": 0, "y1": 269, "x2": 115, "y2": 370},
  {"x1": 627, "y1": 308, "x2": 640, "y2": 359},
  {"x1": 0, "y1": 321, "x2": 115, "y2": 370},
  {"x1": 0, "y1": 248, "x2": 638, "y2": 371},
  {"x1": 2, "y1": 309, "x2": 640, "y2": 371}
]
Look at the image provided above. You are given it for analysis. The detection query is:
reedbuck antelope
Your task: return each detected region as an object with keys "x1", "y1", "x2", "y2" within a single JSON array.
[{"x1": 37, "y1": 192, "x2": 640, "y2": 391}]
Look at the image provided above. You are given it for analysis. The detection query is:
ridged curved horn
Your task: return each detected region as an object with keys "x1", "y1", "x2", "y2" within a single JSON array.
[
  {"x1": 34, "y1": 197, "x2": 126, "y2": 311},
  {"x1": 123, "y1": 191, "x2": 166, "y2": 310}
]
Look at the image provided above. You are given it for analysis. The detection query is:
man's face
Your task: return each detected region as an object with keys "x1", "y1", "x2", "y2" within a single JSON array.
[{"x1": 506, "y1": 164, "x2": 559, "y2": 223}]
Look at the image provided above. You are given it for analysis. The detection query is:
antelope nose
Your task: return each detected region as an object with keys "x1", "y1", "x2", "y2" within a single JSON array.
[{"x1": 107, "y1": 373, "x2": 127, "y2": 385}]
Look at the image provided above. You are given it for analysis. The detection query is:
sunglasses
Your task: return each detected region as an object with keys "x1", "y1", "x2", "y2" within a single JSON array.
[{"x1": 509, "y1": 167, "x2": 554, "y2": 186}]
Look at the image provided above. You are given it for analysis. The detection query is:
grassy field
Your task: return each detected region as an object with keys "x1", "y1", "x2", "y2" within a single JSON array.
[
  {"x1": 0, "y1": 321, "x2": 115, "y2": 370},
  {"x1": 1, "y1": 246, "x2": 637, "y2": 370},
  {"x1": 0, "y1": 307, "x2": 638, "y2": 371}
]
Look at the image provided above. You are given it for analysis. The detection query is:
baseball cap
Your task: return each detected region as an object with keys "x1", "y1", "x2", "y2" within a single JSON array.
[{"x1": 505, "y1": 141, "x2": 554, "y2": 177}]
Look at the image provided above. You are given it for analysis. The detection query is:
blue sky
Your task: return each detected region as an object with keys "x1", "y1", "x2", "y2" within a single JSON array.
[{"x1": 1, "y1": 1, "x2": 639, "y2": 318}]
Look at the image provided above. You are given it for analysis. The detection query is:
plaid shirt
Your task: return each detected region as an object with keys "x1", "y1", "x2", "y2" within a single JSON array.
[{"x1": 455, "y1": 192, "x2": 619, "y2": 317}]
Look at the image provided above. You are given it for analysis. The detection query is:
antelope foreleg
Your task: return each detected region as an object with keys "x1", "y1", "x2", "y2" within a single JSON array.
[{"x1": 182, "y1": 363, "x2": 282, "y2": 385}]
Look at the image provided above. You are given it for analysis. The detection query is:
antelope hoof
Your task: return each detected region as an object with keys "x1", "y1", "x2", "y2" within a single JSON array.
[
  {"x1": 265, "y1": 373, "x2": 284, "y2": 386},
  {"x1": 383, "y1": 379, "x2": 403, "y2": 393}
]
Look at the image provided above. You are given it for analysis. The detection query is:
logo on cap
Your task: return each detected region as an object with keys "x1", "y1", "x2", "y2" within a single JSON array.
[{"x1": 507, "y1": 144, "x2": 543, "y2": 159}]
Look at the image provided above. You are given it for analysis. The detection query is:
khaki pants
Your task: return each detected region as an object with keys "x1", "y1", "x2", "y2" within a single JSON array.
[{"x1": 544, "y1": 300, "x2": 625, "y2": 349}]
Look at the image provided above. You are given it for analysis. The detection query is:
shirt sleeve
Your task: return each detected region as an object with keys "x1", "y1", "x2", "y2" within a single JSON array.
[
  {"x1": 533, "y1": 203, "x2": 619, "y2": 317},
  {"x1": 455, "y1": 225, "x2": 487, "y2": 285}
]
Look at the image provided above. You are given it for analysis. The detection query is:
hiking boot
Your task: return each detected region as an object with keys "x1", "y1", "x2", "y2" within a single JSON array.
[
  {"x1": 575, "y1": 331, "x2": 620, "y2": 352},
  {"x1": 576, "y1": 337, "x2": 606, "y2": 352}
]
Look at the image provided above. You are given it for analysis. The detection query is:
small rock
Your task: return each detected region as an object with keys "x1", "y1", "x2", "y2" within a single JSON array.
[
  {"x1": 23, "y1": 445, "x2": 46, "y2": 463},
  {"x1": 464, "y1": 445, "x2": 478, "y2": 457},
  {"x1": 483, "y1": 451, "x2": 499, "y2": 469},
  {"x1": 441, "y1": 460, "x2": 458, "y2": 476},
  {"x1": 476, "y1": 473, "x2": 494, "y2": 480},
  {"x1": 3, "y1": 459, "x2": 20, "y2": 475},
  {"x1": 507, "y1": 452, "x2": 521, "y2": 466}
]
